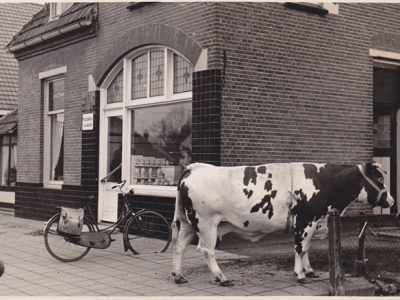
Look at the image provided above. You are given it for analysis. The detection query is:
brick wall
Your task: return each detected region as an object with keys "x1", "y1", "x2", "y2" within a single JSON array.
[{"x1": 214, "y1": 3, "x2": 400, "y2": 166}]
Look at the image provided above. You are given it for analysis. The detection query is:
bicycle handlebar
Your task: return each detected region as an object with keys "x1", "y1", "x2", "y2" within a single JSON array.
[{"x1": 112, "y1": 180, "x2": 126, "y2": 190}]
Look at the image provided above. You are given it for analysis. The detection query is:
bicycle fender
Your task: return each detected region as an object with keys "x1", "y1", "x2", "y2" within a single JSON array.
[{"x1": 123, "y1": 235, "x2": 130, "y2": 252}]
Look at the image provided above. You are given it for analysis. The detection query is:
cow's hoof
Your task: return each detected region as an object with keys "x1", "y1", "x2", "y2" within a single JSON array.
[
  {"x1": 174, "y1": 275, "x2": 188, "y2": 284},
  {"x1": 220, "y1": 280, "x2": 234, "y2": 287},
  {"x1": 306, "y1": 271, "x2": 319, "y2": 278},
  {"x1": 297, "y1": 278, "x2": 309, "y2": 284}
]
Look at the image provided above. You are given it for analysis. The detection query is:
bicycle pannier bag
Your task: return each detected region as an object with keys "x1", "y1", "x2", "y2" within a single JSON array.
[{"x1": 58, "y1": 207, "x2": 84, "y2": 236}]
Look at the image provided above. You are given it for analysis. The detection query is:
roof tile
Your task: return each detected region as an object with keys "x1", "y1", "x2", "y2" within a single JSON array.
[{"x1": 0, "y1": 3, "x2": 42, "y2": 112}]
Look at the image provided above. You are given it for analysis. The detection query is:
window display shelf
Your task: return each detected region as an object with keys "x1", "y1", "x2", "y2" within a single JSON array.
[{"x1": 131, "y1": 155, "x2": 183, "y2": 186}]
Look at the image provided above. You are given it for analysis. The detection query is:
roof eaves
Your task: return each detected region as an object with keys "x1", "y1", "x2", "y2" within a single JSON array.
[{"x1": 7, "y1": 3, "x2": 97, "y2": 51}]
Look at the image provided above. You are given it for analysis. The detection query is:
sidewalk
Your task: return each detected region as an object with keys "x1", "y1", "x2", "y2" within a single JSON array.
[{"x1": 0, "y1": 210, "x2": 333, "y2": 297}]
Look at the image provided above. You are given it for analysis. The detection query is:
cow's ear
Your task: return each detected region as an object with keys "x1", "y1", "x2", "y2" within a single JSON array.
[
  {"x1": 372, "y1": 162, "x2": 387, "y2": 175},
  {"x1": 365, "y1": 161, "x2": 374, "y2": 175}
]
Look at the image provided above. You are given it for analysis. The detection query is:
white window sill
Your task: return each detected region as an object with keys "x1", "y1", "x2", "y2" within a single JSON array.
[
  {"x1": 44, "y1": 181, "x2": 63, "y2": 190},
  {"x1": 127, "y1": 185, "x2": 176, "y2": 198}
]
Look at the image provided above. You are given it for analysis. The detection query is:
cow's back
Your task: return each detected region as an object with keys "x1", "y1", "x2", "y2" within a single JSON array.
[{"x1": 179, "y1": 162, "x2": 297, "y2": 239}]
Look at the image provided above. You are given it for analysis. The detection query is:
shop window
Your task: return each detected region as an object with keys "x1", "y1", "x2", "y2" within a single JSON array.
[
  {"x1": 0, "y1": 135, "x2": 17, "y2": 187},
  {"x1": 44, "y1": 77, "x2": 65, "y2": 185},
  {"x1": 102, "y1": 47, "x2": 193, "y2": 188},
  {"x1": 130, "y1": 102, "x2": 192, "y2": 186},
  {"x1": 128, "y1": 49, "x2": 193, "y2": 186}
]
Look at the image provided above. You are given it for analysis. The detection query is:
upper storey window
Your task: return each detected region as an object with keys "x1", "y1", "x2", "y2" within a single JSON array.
[{"x1": 49, "y1": 3, "x2": 72, "y2": 20}]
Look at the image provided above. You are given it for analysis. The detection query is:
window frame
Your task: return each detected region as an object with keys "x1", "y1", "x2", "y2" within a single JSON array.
[
  {"x1": 49, "y1": 3, "x2": 72, "y2": 20},
  {"x1": 101, "y1": 46, "x2": 193, "y2": 197},
  {"x1": 0, "y1": 134, "x2": 17, "y2": 190},
  {"x1": 41, "y1": 67, "x2": 67, "y2": 189}
]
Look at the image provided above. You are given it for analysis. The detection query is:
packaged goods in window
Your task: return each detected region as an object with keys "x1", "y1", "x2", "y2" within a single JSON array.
[{"x1": 161, "y1": 166, "x2": 182, "y2": 185}]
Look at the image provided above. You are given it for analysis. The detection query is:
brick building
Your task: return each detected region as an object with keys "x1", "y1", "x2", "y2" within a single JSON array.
[
  {"x1": 0, "y1": 3, "x2": 41, "y2": 208},
  {"x1": 6, "y1": 2, "x2": 400, "y2": 221}
]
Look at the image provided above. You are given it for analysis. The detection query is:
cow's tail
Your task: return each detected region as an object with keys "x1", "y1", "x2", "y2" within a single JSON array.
[{"x1": 171, "y1": 168, "x2": 191, "y2": 246}]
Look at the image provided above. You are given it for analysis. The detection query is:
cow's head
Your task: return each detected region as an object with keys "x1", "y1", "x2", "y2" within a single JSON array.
[{"x1": 357, "y1": 162, "x2": 394, "y2": 209}]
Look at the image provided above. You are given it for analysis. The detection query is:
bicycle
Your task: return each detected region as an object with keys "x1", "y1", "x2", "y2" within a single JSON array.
[{"x1": 43, "y1": 180, "x2": 171, "y2": 262}]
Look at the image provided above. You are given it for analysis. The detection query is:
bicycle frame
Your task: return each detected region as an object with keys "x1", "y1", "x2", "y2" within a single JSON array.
[{"x1": 83, "y1": 181, "x2": 145, "y2": 235}]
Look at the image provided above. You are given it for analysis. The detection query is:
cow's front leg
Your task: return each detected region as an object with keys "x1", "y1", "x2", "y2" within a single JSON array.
[
  {"x1": 172, "y1": 220, "x2": 196, "y2": 284},
  {"x1": 197, "y1": 221, "x2": 234, "y2": 286},
  {"x1": 293, "y1": 219, "x2": 317, "y2": 283}
]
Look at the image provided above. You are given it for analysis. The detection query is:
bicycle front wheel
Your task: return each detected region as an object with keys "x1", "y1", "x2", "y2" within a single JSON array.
[
  {"x1": 44, "y1": 213, "x2": 94, "y2": 262},
  {"x1": 125, "y1": 211, "x2": 171, "y2": 255}
]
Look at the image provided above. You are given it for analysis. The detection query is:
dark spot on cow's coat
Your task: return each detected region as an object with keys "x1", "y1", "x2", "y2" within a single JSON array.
[
  {"x1": 264, "y1": 180, "x2": 272, "y2": 191},
  {"x1": 243, "y1": 167, "x2": 257, "y2": 186},
  {"x1": 268, "y1": 173, "x2": 272, "y2": 178},
  {"x1": 271, "y1": 190, "x2": 277, "y2": 198},
  {"x1": 243, "y1": 188, "x2": 253, "y2": 199},
  {"x1": 244, "y1": 220, "x2": 249, "y2": 227},
  {"x1": 250, "y1": 204, "x2": 260, "y2": 213},
  {"x1": 257, "y1": 166, "x2": 267, "y2": 174},
  {"x1": 251, "y1": 193, "x2": 274, "y2": 219},
  {"x1": 294, "y1": 227, "x2": 304, "y2": 254},
  {"x1": 180, "y1": 182, "x2": 199, "y2": 232},
  {"x1": 304, "y1": 232, "x2": 308, "y2": 237}
]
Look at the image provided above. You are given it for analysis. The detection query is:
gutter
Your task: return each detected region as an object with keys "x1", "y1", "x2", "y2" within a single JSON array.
[{"x1": 8, "y1": 20, "x2": 93, "y2": 53}]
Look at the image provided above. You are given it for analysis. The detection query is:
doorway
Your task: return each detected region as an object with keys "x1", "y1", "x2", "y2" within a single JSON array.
[{"x1": 99, "y1": 114, "x2": 123, "y2": 222}]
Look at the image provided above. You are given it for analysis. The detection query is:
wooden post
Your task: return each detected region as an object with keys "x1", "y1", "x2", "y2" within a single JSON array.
[
  {"x1": 328, "y1": 210, "x2": 345, "y2": 296},
  {"x1": 354, "y1": 221, "x2": 367, "y2": 276}
]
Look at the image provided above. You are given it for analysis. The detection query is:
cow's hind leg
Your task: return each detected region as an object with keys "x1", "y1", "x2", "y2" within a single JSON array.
[
  {"x1": 294, "y1": 220, "x2": 318, "y2": 283},
  {"x1": 197, "y1": 221, "x2": 234, "y2": 286},
  {"x1": 172, "y1": 219, "x2": 196, "y2": 284},
  {"x1": 302, "y1": 251, "x2": 319, "y2": 278}
]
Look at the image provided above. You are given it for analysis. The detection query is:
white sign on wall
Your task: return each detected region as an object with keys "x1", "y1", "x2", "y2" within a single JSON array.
[{"x1": 82, "y1": 113, "x2": 94, "y2": 131}]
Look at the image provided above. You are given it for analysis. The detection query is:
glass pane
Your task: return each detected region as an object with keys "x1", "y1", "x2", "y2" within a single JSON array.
[
  {"x1": 174, "y1": 54, "x2": 193, "y2": 93},
  {"x1": 2, "y1": 136, "x2": 17, "y2": 187},
  {"x1": 49, "y1": 79, "x2": 64, "y2": 111},
  {"x1": 107, "y1": 69, "x2": 124, "y2": 104},
  {"x1": 0, "y1": 136, "x2": 9, "y2": 187},
  {"x1": 132, "y1": 53, "x2": 148, "y2": 99},
  {"x1": 50, "y1": 113, "x2": 64, "y2": 181},
  {"x1": 150, "y1": 51, "x2": 164, "y2": 97},
  {"x1": 373, "y1": 114, "x2": 391, "y2": 149},
  {"x1": 108, "y1": 116, "x2": 123, "y2": 182},
  {"x1": 130, "y1": 102, "x2": 192, "y2": 186}
]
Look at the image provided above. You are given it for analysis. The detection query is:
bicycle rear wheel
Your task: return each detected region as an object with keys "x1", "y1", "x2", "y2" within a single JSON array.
[
  {"x1": 125, "y1": 211, "x2": 171, "y2": 255},
  {"x1": 44, "y1": 213, "x2": 94, "y2": 262}
]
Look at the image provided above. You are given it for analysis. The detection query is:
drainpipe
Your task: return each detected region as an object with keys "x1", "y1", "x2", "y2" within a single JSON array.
[{"x1": 8, "y1": 20, "x2": 93, "y2": 53}]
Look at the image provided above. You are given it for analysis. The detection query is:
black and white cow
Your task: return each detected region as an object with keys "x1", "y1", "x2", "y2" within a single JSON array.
[{"x1": 171, "y1": 162, "x2": 394, "y2": 286}]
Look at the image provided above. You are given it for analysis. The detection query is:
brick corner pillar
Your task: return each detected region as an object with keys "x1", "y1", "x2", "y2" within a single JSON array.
[
  {"x1": 81, "y1": 90, "x2": 100, "y2": 189},
  {"x1": 191, "y1": 69, "x2": 222, "y2": 166}
]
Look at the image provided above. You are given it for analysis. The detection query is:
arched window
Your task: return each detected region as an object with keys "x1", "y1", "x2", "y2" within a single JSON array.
[
  {"x1": 102, "y1": 47, "x2": 193, "y2": 189},
  {"x1": 107, "y1": 69, "x2": 123, "y2": 104}
]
